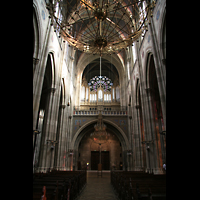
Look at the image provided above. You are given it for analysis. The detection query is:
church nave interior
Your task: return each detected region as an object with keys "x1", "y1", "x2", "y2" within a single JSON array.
[{"x1": 33, "y1": 0, "x2": 166, "y2": 199}]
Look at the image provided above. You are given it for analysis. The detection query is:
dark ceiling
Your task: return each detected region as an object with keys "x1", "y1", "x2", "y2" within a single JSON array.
[
  {"x1": 58, "y1": 0, "x2": 144, "y2": 55},
  {"x1": 82, "y1": 57, "x2": 119, "y2": 84}
]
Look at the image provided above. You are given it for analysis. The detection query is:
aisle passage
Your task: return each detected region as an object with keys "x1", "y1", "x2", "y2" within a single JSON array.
[{"x1": 77, "y1": 171, "x2": 118, "y2": 200}]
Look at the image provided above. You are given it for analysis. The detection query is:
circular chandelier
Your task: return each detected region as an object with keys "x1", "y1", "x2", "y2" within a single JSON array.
[{"x1": 46, "y1": 0, "x2": 156, "y2": 55}]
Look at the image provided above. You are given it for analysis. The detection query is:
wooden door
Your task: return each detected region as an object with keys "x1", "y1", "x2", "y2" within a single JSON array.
[
  {"x1": 91, "y1": 151, "x2": 110, "y2": 170},
  {"x1": 101, "y1": 151, "x2": 110, "y2": 170},
  {"x1": 91, "y1": 151, "x2": 100, "y2": 170}
]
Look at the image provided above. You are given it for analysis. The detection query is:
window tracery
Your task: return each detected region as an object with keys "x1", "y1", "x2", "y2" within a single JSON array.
[
  {"x1": 88, "y1": 75, "x2": 113, "y2": 92},
  {"x1": 80, "y1": 74, "x2": 121, "y2": 104}
]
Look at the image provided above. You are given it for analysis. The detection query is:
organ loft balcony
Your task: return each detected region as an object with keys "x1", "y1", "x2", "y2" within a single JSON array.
[{"x1": 73, "y1": 105, "x2": 127, "y2": 116}]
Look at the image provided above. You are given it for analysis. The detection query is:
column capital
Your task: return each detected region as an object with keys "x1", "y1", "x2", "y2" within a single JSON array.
[
  {"x1": 33, "y1": 129, "x2": 41, "y2": 134},
  {"x1": 49, "y1": 87, "x2": 56, "y2": 94},
  {"x1": 42, "y1": 87, "x2": 56, "y2": 94},
  {"x1": 145, "y1": 88, "x2": 152, "y2": 95},
  {"x1": 33, "y1": 57, "x2": 39, "y2": 65},
  {"x1": 135, "y1": 105, "x2": 141, "y2": 109},
  {"x1": 69, "y1": 56, "x2": 74, "y2": 61},
  {"x1": 162, "y1": 58, "x2": 166, "y2": 65},
  {"x1": 59, "y1": 105, "x2": 66, "y2": 109}
]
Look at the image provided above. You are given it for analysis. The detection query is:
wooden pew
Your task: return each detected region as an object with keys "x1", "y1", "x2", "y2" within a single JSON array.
[
  {"x1": 33, "y1": 180, "x2": 66, "y2": 200},
  {"x1": 111, "y1": 171, "x2": 166, "y2": 200},
  {"x1": 33, "y1": 170, "x2": 86, "y2": 200}
]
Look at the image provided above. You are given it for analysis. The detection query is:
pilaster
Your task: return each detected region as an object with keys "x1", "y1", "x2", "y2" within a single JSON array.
[
  {"x1": 33, "y1": 17, "x2": 52, "y2": 130},
  {"x1": 38, "y1": 87, "x2": 56, "y2": 172},
  {"x1": 149, "y1": 15, "x2": 166, "y2": 130},
  {"x1": 54, "y1": 105, "x2": 66, "y2": 170}
]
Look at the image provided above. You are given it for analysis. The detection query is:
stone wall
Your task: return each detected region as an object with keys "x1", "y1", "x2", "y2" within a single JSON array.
[{"x1": 78, "y1": 131, "x2": 122, "y2": 170}]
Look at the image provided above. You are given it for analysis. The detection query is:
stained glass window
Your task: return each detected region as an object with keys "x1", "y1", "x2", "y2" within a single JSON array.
[
  {"x1": 88, "y1": 76, "x2": 113, "y2": 92},
  {"x1": 81, "y1": 86, "x2": 85, "y2": 101},
  {"x1": 98, "y1": 89, "x2": 103, "y2": 100}
]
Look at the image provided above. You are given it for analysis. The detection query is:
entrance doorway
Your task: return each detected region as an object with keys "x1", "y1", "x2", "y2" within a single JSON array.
[
  {"x1": 91, "y1": 151, "x2": 110, "y2": 170},
  {"x1": 77, "y1": 130, "x2": 122, "y2": 170}
]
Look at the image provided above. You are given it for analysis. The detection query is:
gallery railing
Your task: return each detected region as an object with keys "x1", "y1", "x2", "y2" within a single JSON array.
[{"x1": 73, "y1": 106, "x2": 127, "y2": 116}]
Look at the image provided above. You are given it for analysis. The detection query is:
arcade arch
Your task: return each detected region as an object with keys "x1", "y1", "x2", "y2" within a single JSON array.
[
  {"x1": 75, "y1": 53, "x2": 125, "y2": 106},
  {"x1": 71, "y1": 119, "x2": 130, "y2": 170}
]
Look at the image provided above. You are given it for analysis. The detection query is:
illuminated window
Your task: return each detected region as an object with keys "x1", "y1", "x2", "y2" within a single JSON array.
[
  {"x1": 98, "y1": 89, "x2": 103, "y2": 101},
  {"x1": 88, "y1": 75, "x2": 113, "y2": 92},
  {"x1": 108, "y1": 94, "x2": 111, "y2": 101},
  {"x1": 116, "y1": 86, "x2": 120, "y2": 101},
  {"x1": 94, "y1": 94, "x2": 97, "y2": 101},
  {"x1": 132, "y1": 44, "x2": 137, "y2": 64},
  {"x1": 112, "y1": 88, "x2": 115, "y2": 100},
  {"x1": 139, "y1": 1, "x2": 148, "y2": 40},
  {"x1": 81, "y1": 86, "x2": 85, "y2": 101},
  {"x1": 86, "y1": 87, "x2": 88, "y2": 101},
  {"x1": 90, "y1": 93, "x2": 96, "y2": 102}
]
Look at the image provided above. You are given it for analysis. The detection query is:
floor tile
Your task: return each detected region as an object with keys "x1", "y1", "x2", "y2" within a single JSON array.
[{"x1": 76, "y1": 171, "x2": 118, "y2": 200}]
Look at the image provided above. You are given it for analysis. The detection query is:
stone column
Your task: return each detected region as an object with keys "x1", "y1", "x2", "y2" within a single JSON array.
[
  {"x1": 68, "y1": 149, "x2": 74, "y2": 171},
  {"x1": 33, "y1": 19, "x2": 52, "y2": 130},
  {"x1": 123, "y1": 150, "x2": 128, "y2": 171},
  {"x1": 62, "y1": 103, "x2": 70, "y2": 170},
  {"x1": 134, "y1": 105, "x2": 143, "y2": 171},
  {"x1": 38, "y1": 87, "x2": 56, "y2": 172},
  {"x1": 66, "y1": 114, "x2": 72, "y2": 170},
  {"x1": 33, "y1": 58, "x2": 39, "y2": 76},
  {"x1": 149, "y1": 16, "x2": 166, "y2": 130},
  {"x1": 128, "y1": 115, "x2": 134, "y2": 171},
  {"x1": 55, "y1": 105, "x2": 66, "y2": 170},
  {"x1": 145, "y1": 88, "x2": 163, "y2": 174},
  {"x1": 144, "y1": 88, "x2": 155, "y2": 173},
  {"x1": 158, "y1": 114, "x2": 166, "y2": 165}
]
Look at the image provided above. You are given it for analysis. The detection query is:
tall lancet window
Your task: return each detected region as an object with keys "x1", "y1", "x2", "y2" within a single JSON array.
[
  {"x1": 116, "y1": 86, "x2": 120, "y2": 102},
  {"x1": 98, "y1": 89, "x2": 103, "y2": 101},
  {"x1": 132, "y1": 44, "x2": 137, "y2": 64},
  {"x1": 86, "y1": 87, "x2": 88, "y2": 101},
  {"x1": 81, "y1": 86, "x2": 85, "y2": 101},
  {"x1": 112, "y1": 88, "x2": 115, "y2": 100}
]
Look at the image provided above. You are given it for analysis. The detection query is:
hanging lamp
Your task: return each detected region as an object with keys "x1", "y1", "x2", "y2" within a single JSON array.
[{"x1": 46, "y1": 0, "x2": 156, "y2": 55}]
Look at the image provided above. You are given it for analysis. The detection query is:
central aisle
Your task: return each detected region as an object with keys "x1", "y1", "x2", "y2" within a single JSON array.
[{"x1": 77, "y1": 171, "x2": 118, "y2": 200}]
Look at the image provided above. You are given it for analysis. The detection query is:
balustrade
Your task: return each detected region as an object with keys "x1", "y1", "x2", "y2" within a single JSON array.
[{"x1": 73, "y1": 106, "x2": 127, "y2": 116}]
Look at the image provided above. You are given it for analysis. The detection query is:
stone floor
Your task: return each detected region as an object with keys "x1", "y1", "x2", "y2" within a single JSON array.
[{"x1": 76, "y1": 171, "x2": 119, "y2": 200}]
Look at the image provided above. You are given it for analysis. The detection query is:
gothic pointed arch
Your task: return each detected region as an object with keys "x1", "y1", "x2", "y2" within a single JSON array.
[
  {"x1": 33, "y1": 3, "x2": 42, "y2": 76},
  {"x1": 46, "y1": 52, "x2": 56, "y2": 89},
  {"x1": 33, "y1": 2, "x2": 41, "y2": 59},
  {"x1": 160, "y1": 11, "x2": 166, "y2": 63},
  {"x1": 135, "y1": 77, "x2": 146, "y2": 169},
  {"x1": 146, "y1": 53, "x2": 166, "y2": 169},
  {"x1": 71, "y1": 118, "x2": 130, "y2": 170},
  {"x1": 71, "y1": 119, "x2": 130, "y2": 151}
]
